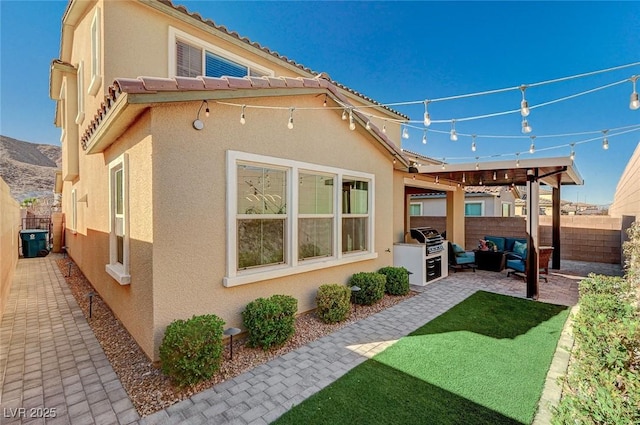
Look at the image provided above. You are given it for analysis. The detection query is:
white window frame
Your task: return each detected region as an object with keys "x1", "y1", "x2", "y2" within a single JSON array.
[
  {"x1": 88, "y1": 7, "x2": 102, "y2": 96},
  {"x1": 501, "y1": 202, "x2": 511, "y2": 217},
  {"x1": 75, "y1": 61, "x2": 84, "y2": 124},
  {"x1": 225, "y1": 151, "x2": 376, "y2": 287},
  {"x1": 168, "y1": 27, "x2": 274, "y2": 78},
  {"x1": 59, "y1": 81, "x2": 66, "y2": 143},
  {"x1": 106, "y1": 154, "x2": 130, "y2": 285},
  {"x1": 71, "y1": 188, "x2": 77, "y2": 234},
  {"x1": 409, "y1": 202, "x2": 423, "y2": 216},
  {"x1": 298, "y1": 171, "x2": 335, "y2": 261},
  {"x1": 464, "y1": 200, "x2": 485, "y2": 217}
]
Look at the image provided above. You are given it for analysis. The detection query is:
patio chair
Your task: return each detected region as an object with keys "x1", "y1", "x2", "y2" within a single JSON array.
[
  {"x1": 448, "y1": 242, "x2": 477, "y2": 272},
  {"x1": 506, "y1": 243, "x2": 552, "y2": 282}
]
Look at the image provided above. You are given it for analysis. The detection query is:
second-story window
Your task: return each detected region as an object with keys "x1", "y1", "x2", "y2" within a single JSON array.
[{"x1": 171, "y1": 27, "x2": 272, "y2": 79}]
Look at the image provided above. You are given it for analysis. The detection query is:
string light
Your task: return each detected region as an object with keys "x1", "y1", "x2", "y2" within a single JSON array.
[
  {"x1": 288, "y1": 107, "x2": 294, "y2": 130},
  {"x1": 441, "y1": 158, "x2": 446, "y2": 170},
  {"x1": 602, "y1": 129, "x2": 609, "y2": 149},
  {"x1": 450, "y1": 120, "x2": 458, "y2": 141},
  {"x1": 520, "y1": 85, "x2": 530, "y2": 117},
  {"x1": 631, "y1": 76, "x2": 640, "y2": 110},
  {"x1": 240, "y1": 105, "x2": 246, "y2": 125},
  {"x1": 382, "y1": 123, "x2": 387, "y2": 134},
  {"x1": 435, "y1": 176, "x2": 440, "y2": 183},
  {"x1": 570, "y1": 143, "x2": 576, "y2": 161},
  {"x1": 323, "y1": 95, "x2": 327, "y2": 107},
  {"x1": 349, "y1": 109, "x2": 356, "y2": 131},
  {"x1": 204, "y1": 101, "x2": 210, "y2": 118},
  {"x1": 504, "y1": 172, "x2": 508, "y2": 179},
  {"x1": 341, "y1": 109, "x2": 348, "y2": 121},
  {"x1": 365, "y1": 119, "x2": 371, "y2": 130},
  {"x1": 422, "y1": 130, "x2": 427, "y2": 144},
  {"x1": 475, "y1": 156, "x2": 480, "y2": 170},
  {"x1": 521, "y1": 117, "x2": 532, "y2": 134},
  {"x1": 423, "y1": 101, "x2": 431, "y2": 127},
  {"x1": 402, "y1": 126, "x2": 409, "y2": 139},
  {"x1": 529, "y1": 135, "x2": 536, "y2": 154},
  {"x1": 516, "y1": 152, "x2": 520, "y2": 167},
  {"x1": 493, "y1": 171, "x2": 497, "y2": 181},
  {"x1": 471, "y1": 134, "x2": 477, "y2": 152},
  {"x1": 479, "y1": 177, "x2": 483, "y2": 185},
  {"x1": 462, "y1": 173, "x2": 466, "y2": 183}
]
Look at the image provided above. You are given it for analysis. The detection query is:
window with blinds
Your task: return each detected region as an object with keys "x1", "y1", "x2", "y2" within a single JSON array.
[{"x1": 176, "y1": 39, "x2": 270, "y2": 78}]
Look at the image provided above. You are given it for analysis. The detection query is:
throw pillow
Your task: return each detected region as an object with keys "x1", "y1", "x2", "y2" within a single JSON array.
[{"x1": 513, "y1": 240, "x2": 527, "y2": 258}]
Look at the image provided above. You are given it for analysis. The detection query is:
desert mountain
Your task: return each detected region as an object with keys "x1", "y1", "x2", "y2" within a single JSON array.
[{"x1": 0, "y1": 135, "x2": 61, "y2": 202}]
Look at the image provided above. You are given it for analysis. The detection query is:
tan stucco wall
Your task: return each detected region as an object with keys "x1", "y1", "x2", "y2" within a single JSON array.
[
  {"x1": 610, "y1": 142, "x2": 640, "y2": 219},
  {"x1": 0, "y1": 178, "x2": 20, "y2": 323},
  {"x1": 63, "y1": 112, "x2": 156, "y2": 359},
  {"x1": 149, "y1": 94, "x2": 395, "y2": 359}
]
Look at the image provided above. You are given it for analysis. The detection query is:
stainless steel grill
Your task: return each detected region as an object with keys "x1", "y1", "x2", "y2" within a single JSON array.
[{"x1": 410, "y1": 227, "x2": 445, "y2": 254}]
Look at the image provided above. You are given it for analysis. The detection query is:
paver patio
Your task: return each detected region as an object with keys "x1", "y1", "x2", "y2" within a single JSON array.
[{"x1": 0, "y1": 254, "x2": 622, "y2": 424}]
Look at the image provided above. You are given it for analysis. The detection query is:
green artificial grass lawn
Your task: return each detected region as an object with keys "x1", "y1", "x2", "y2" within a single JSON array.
[{"x1": 274, "y1": 291, "x2": 569, "y2": 425}]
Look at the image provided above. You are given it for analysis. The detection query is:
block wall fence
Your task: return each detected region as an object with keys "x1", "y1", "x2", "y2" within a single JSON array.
[{"x1": 410, "y1": 215, "x2": 625, "y2": 264}]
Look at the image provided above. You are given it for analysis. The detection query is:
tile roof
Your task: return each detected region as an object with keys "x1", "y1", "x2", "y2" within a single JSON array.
[
  {"x1": 81, "y1": 75, "x2": 409, "y2": 166},
  {"x1": 155, "y1": 0, "x2": 407, "y2": 119}
]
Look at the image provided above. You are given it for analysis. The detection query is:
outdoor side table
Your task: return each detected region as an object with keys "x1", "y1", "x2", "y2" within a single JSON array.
[{"x1": 474, "y1": 250, "x2": 506, "y2": 272}]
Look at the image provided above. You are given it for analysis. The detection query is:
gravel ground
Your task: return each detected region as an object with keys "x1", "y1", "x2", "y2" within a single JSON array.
[{"x1": 56, "y1": 258, "x2": 416, "y2": 416}]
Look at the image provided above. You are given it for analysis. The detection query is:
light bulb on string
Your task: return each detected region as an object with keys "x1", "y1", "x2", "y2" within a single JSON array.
[
  {"x1": 602, "y1": 129, "x2": 609, "y2": 149},
  {"x1": 570, "y1": 143, "x2": 576, "y2": 161},
  {"x1": 475, "y1": 156, "x2": 480, "y2": 170},
  {"x1": 402, "y1": 126, "x2": 409, "y2": 139},
  {"x1": 341, "y1": 109, "x2": 348, "y2": 121},
  {"x1": 521, "y1": 117, "x2": 532, "y2": 134},
  {"x1": 323, "y1": 95, "x2": 327, "y2": 107},
  {"x1": 423, "y1": 100, "x2": 431, "y2": 127},
  {"x1": 462, "y1": 173, "x2": 466, "y2": 183},
  {"x1": 629, "y1": 75, "x2": 639, "y2": 110},
  {"x1": 240, "y1": 105, "x2": 246, "y2": 125},
  {"x1": 365, "y1": 119, "x2": 371, "y2": 130},
  {"x1": 435, "y1": 176, "x2": 440, "y2": 183},
  {"x1": 287, "y1": 107, "x2": 294, "y2": 130},
  {"x1": 479, "y1": 178, "x2": 483, "y2": 185},
  {"x1": 504, "y1": 172, "x2": 508, "y2": 179},
  {"x1": 441, "y1": 158, "x2": 446, "y2": 170},
  {"x1": 382, "y1": 123, "x2": 387, "y2": 134},
  {"x1": 349, "y1": 109, "x2": 356, "y2": 131},
  {"x1": 520, "y1": 85, "x2": 530, "y2": 117},
  {"x1": 529, "y1": 136, "x2": 536, "y2": 154},
  {"x1": 516, "y1": 152, "x2": 520, "y2": 167},
  {"x1": 493, "y1": 171, "x2": 497, "y2": 181},
  {"x1": 471, "y1": 134, "x2": 477, "y2": 152},
  {"x1": 422, "y1": 130, "x2": 427, "y2": 144},
  {"x1": 205, "y1": 102, "x2": 210, "y2": 118},
  {"x1": 450, "y1": 120, "x2": 458, "y2": 141}
]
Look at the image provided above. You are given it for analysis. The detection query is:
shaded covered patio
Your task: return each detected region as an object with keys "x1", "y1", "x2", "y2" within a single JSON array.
[{"x1": 411, "y1": 156, "x2": 584, "y2": 299}]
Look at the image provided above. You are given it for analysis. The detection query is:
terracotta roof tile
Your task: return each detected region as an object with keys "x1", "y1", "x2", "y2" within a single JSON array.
[
  {"x1": 175, "y1": 76, "x2": 206, "y2": 90},
  {"x1": 81, "y1": 75, "x2": 411, "y2": 167},
  {"x1": 224, "y1": 76, "x2": 254, "y2": 89},
  {"x1": 140, "y1": 77, "x2": 178, "y2": 91},
  {"x1": 201, "y1": 76, "x2": 232, "y2": 90}
]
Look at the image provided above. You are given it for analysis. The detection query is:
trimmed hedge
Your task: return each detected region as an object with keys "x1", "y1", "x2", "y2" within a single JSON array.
[
  {"x1": 378, "y1": 266, "x2": 410, "y2": 295},
  {"x1": 349, "y1": 272, "x2": 386, "y2": 306},
  {"x1": 242, "y1": 294, "x2": 297, "y2": 350},
  {"x1": 159, "y1": 314, "x2": 225, "y2": 386},
  {"x1": 316, "y1": 284, "x2": 351, "y2": 323}
]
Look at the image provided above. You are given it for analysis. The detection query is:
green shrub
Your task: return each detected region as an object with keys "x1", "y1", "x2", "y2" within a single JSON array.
[
  {"x1": 316, "y1": 284, "x2": 351, "y2": 323},
  {"x1": 349, "y1": 272, "x2": 386, "y2": 306},
  {"x1": 377, "y1": 266, "x2": 410, "y2": 295},
  {"x1": 159, "y1": 314, "x2": 225, "y2": 386},
  {"x1": 553, "y1": 273, "x2": 640, "y2": 424},
  {"x1": 242, "y1": 294, "x2": 297, "y2": 349}
]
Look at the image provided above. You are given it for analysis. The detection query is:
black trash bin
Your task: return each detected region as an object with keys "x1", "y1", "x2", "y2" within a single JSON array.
[{"x1": 20, "y1": 230, "x2": 49, "y2": 258}]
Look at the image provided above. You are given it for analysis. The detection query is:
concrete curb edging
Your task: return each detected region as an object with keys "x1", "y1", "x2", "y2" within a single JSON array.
[{"x1": 532, "y1": 304, "x2": 579, "y2": 425}]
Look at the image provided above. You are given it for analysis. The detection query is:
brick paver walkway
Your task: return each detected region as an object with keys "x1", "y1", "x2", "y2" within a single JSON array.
[{"x1": 0, "y1": 254, "x2": 622, "y2": 425}]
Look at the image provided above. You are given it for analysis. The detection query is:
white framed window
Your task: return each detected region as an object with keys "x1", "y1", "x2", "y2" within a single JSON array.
[
  {"x1": 59, "y1": 80, "x2": 66, "y2": 143},
  {"x1": 75, "y1": 61, "x2": 84, "y2": 124},
  {"x1": 71, "y1": 188, "x2": 77, "y2": 234},
  {"x1": 409, "y1": 202, "x2": 423, "y2": 216},
  {"x1": 106, "y1": 154, "x2": 130, "y2": 285},
  {"x1": 226, "y1": 151, "x2": 376, "y2": 287},
  {"x1": 169, "y1": 27, "x2": 273, "y2": 79},
  {"x1": 465, "y1": 201, "x2": 484, "y2": 217},
  {"x1": 501, "y1": 202, "x2": 511, "y2": 217},
  {"x1": 88, "y1": 7, "x2": 102, "y2": 95}
]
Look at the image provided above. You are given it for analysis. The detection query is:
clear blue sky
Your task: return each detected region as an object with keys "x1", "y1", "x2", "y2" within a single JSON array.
[{"x1": 1, "y1": 1, "x2": 639, "y2": 206}]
